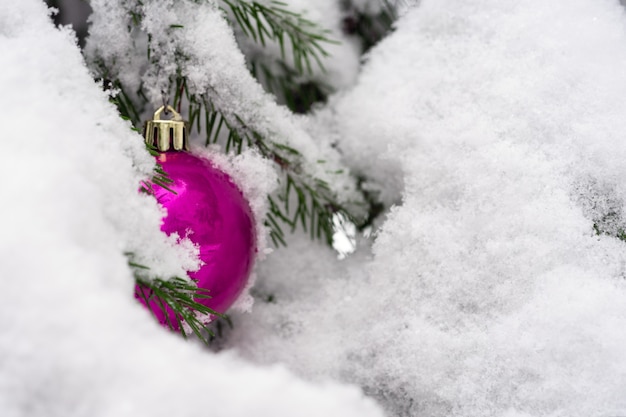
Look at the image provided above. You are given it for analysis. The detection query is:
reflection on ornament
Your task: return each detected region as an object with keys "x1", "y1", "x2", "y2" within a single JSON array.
[{"x1": 136, "y1": 106, "x2": 256, "y2": 329}]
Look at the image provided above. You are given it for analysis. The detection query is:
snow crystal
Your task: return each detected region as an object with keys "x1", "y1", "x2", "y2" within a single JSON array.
[{"x1": 0, "y1": 1, "x2": 384, "y2": 416}]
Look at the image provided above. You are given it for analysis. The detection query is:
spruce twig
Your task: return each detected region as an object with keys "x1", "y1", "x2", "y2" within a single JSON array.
[
  {"x1": 101, "y1": 2, "x2": 367, "y2": 249},
  {"x1": 107, "y1": 82, "x2": 177, "y2": 195},
  {"x1": 177, "y1": 82, "x2": 365, "y2": 246},
  {"x1": 128, "y1": 254, "x2": 223, "y2": 344},
  {"x1": 221, "y1": 0, "x2": 337, "y2": 74}
]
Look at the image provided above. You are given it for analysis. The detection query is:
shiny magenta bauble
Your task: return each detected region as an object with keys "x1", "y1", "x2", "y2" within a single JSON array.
[{"x1": 136, "y1": 151, "x2": 256, "y2": 328}]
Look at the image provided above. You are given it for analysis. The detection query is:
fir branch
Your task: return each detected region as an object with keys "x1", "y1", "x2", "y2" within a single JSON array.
[
  {"x1": 107, "y1": 69, "x2": 363, "y2": 251},
  {"x1": 106, "y1": 81, "x2": 142, "y2": 128},
  {"x1": 128, "y1": 254, "x2": 223, "y2": 344},
  {"x1": 96, "y1": 1, "x2": 367, "y2": 250},
  {"x1": 221, "y1": 0, "x2": 337, "y2": 74},
  {"x1": 172, "y1": 78, "x2": 365, "y2": 247},
  {"x1": 143, "y1": 143, "x2": 179, "y2": 195},
  {"x1": 106, "y1": 82, "x2": 177, "y2": 195}
]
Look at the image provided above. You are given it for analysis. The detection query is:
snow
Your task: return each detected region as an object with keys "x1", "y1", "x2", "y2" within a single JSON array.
[
  {"x1": 4, "y1": 0, "x2": 626, "y2": 416},
  {"x1": 0, "y1": 1, "x2": 383, "y2": 416},
  {"x1": 85, "y1": 0, "x2": 366, "y2": 212},
  {"x1": 228, "y1": 0, "x2": 626, "y2": 416}
]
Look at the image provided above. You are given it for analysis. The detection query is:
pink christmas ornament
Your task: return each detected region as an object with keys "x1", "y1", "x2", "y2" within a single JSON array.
[{"x1": 135, "y1": 106, "x2": 256, "y2": 329}]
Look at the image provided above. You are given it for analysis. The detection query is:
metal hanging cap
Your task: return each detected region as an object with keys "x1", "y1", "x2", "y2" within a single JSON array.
[{"x1": 143, "y1": 105, "x2": 189, "y2": 152}]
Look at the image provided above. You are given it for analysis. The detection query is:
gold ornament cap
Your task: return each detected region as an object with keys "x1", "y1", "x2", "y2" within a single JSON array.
[{"x1": 143, "y1": 105, "x2": 189, "y2": 152}]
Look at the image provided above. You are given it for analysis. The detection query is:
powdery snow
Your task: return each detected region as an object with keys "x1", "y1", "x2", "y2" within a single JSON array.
[
  {"x1": 0, "y1": 1, "x2": 383, "y2": 416},
  {"x1": 228, "y1": 0, "x2": 626, "y2": 416},
  {"x1": 4, "y1": 0, "x2": 626, "y2": 416}
]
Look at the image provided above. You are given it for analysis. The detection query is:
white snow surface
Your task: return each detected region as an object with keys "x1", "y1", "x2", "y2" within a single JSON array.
[
  {"x1": 4, "y1": 0, "x2": 626, "y2": 416},
  {"x1": 227, "y1": 0, "x2": 626, "y2": 416},
  {"x1": 0, "y1": 1, "x2": 383, "y2": 416}
]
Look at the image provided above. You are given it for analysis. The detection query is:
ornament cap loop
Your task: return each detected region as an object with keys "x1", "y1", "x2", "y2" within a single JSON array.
[{"x1": 143, "y1": 105, "x2": 189, "y2": 152}]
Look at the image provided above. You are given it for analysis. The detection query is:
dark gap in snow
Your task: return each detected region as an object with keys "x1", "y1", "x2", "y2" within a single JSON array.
[{"x1": 45, "y1": 0, "x2": 92, "y2": 48}]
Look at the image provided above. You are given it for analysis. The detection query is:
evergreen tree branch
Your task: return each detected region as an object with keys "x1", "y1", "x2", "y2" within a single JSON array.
[
  {"x1": 128, "y1": 254, "x2": 223, "y2": 344},
  {"x1": 107, "y1": 82, "x2": 177, "y2": 195},
  {"x1": 172, "y1": 80, "x2": 366, "y2": 247},
  {"x1": 221, "y1": 0, "x2": 337, "y2": 74},
  {"x1": 95, "y1": 2, "x2": 368, "y2": 249}
]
